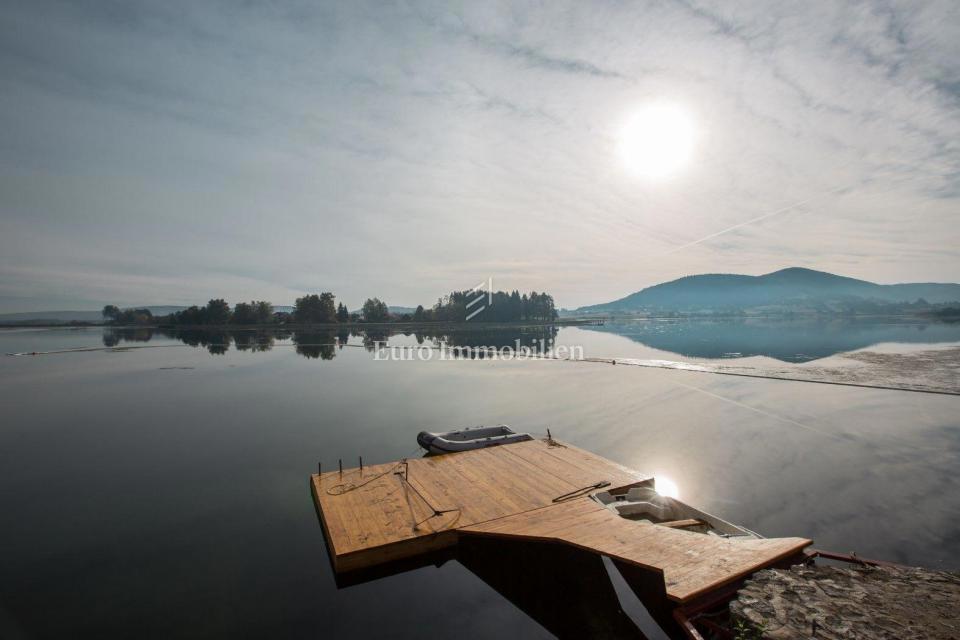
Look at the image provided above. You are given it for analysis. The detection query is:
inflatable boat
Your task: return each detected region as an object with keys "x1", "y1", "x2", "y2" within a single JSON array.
[{"x1": 416, "y1": 425, "x2": 533, "y2": 455}]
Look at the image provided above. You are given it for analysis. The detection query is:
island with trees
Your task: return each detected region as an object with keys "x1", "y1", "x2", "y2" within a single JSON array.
[{"x1": 100, "y1": 288, "x2": 569, "y2": 328}]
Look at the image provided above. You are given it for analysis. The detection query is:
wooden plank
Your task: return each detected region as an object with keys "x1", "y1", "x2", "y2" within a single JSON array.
[
  {"x1": 660, "y1": 519, "x2": 705, "y2": 529},
  {"x1": 461, "y1": 498, "x2": 811, "y2": 603},
  {"x1": 313, "y1": 439, "x2": 649, "y2": 567},
  {"x1": 505, "y1": 440, "x2": 648, "y2": 491},
  {"x1": 312, "y1": 438, "x2": 810, "y2": 602}
]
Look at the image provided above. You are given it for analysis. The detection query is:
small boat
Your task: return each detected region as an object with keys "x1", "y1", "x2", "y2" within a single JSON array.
[
  {"x1": 417, "y1": 425, "x2": 533, "y2": 455},
  {"x1": 592, "y1": 484, "x2": 761, "y2": 538}
]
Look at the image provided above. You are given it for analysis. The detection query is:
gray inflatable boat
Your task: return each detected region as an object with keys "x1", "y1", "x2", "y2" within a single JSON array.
[{"x1": 417, "y1": 425, "x2": 533, "y2": 455}]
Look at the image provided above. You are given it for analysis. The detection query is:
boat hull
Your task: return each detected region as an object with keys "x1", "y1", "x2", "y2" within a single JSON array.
[{"x1": 417, "y1": 425, "x2": 533, "y2": 454}]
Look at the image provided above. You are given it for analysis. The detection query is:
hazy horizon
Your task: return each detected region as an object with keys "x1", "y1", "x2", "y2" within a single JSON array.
[
  {"x1": 2, "y1": 265, "x2": 960, "y2": 315},
  {"x1": 2, "y1": 2, "x2": 959, "y2": 313}
]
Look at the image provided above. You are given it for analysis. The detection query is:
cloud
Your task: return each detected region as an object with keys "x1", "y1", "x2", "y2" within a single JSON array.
[{"x1": 0, "y1": 0, "x2": 958, "y2": 312}]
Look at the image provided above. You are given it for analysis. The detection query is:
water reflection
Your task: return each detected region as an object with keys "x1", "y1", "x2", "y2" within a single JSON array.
[
  {"x1": 103, "y1": 318, "x2": 960, "y2": 365},
  {"x1": 172, "y1": 329, "x2": 234, "y2": 355},
  {"x1": 101, "y1": 326, "x2": 559, "y2": 361},
  {"x1": 102, "y1": 327, "x2": 153, "y2": 346},
  {"x1": 287, "y1": 331, "x2": 334, "y2": 360},
  {"x1": 1, "y1": 326, "x2": 957, "y2": 638},
  {"x1": 653, "y1": 476, "x2": 679, "y2": 500},
  {"x1": 421, "y1": 326, "x2": 558, "y2": 354},
  {"x1": 585, "y1": 318, "x2": 960, "y2": 362},
  {"x1": 234, "y1": 330, "x2": 285, "y2": 353}
]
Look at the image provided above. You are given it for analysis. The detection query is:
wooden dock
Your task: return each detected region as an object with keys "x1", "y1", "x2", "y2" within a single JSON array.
[{"x1": 311, "y1": 439, "x2": 811, "y2": 603}]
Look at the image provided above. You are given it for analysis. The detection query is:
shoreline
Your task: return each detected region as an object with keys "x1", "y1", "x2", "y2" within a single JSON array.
[
  {"x1": 4, "y1": 311, "x2": 959, "y2": 329},
  {"x1": 0, "y1": 318, "x2": 600, "y2": 330}
]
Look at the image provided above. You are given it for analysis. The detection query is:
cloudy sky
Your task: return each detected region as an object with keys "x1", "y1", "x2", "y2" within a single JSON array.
[{"x1": 1, "y1": 0, "x2": 958, "y2": 312}]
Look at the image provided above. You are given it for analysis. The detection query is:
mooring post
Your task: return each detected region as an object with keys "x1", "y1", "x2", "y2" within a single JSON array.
[
  {"x1": 547, "y1": 428, "x2": 552, "y2": 442},
  {"x1": 359, "y1": 456, "x2": 363, "y2": 477},
  {"x1": 339, "y1": 458, "x2": 342, "y2": 478}
]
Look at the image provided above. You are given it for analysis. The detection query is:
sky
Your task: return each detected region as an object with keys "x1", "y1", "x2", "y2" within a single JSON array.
[{"x1": 1, "y1": 0, "x2": 959, "y2": 312}]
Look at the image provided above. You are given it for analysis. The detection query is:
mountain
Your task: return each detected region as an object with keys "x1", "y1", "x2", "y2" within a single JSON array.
[
  {"x1": 574, "y1": 268, "x2": 960, "y2": 314},
  {"x1": 348, "y1": 306, "x2": 417, "y2": 315},
  {"x1": 0, "y1": 306, "x2": 189, "y2": 325},
  {"x1": 388, "y1": 306, "x2": 417, "y2": 315}
]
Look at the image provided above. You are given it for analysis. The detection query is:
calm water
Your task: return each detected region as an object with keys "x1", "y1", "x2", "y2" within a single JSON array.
[
  {"x1": 1, "y1": 321, "x2": 958, "y2": 638},
  {"x1": 582, "y1": 316, "x2": 960, "y2": 362}
]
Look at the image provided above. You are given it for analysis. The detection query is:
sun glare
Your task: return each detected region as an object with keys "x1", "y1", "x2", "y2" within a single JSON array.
[
  {"x1": 655, "y1": 475, "x2": 680, "y2": 499},
  {"x1": 619, "y1": 103, "x2": 695, "y2": 179}
]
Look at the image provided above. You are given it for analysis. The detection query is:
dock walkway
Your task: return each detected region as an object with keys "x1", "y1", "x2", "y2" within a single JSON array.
[{"x1": 312, "y1": 439, "x2": 810, "y2": 603}]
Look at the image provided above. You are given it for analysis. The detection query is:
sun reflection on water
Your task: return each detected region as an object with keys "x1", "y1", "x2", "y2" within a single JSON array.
[{"x1": 655, "y1": 475, "x2": 680, "y2": 499}]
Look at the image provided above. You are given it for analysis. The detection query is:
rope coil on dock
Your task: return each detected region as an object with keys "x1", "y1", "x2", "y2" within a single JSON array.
[{"x1": 322, "y1": 451, "x2": 462, "y2": 532}]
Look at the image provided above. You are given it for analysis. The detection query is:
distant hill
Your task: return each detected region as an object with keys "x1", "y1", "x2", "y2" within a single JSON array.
[
  {"x1": 348, "y1": 306, "x2": 417, "y2": 315},
  {"x1": 0, "y1": 306, "x2": 189, "y2": 325},
  {"x1": 388, "y1": 306, "x2": 417, "y2": 315},
  {"x1": 574, "y1": 268, "x2": 960, "y2": 314}
]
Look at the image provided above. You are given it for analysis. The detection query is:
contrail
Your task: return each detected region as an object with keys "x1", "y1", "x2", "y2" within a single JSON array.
[{"x1": 660, "y1": 184, "x2": 849, "y2": 256}]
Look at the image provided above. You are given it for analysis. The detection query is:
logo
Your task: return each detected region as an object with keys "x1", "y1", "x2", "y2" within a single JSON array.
[{"x1": 465, "y1": 277, "x2": 494, "y2": 321}]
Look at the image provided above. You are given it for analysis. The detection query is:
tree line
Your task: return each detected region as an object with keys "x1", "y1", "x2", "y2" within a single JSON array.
[
  {"x1": 101, "y1": 288, "x2": 557, "y2": 326},
  {"x1": 413, "y1": 290, "x2": 557, "y2": 322}
]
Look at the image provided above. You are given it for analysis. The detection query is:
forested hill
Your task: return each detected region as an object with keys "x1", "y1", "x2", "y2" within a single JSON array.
[{"x1": 574, "y1": 268, "x2": 960, "y2": 314}]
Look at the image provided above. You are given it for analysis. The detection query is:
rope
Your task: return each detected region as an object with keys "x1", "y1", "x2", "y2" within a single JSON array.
[
  {"x1": 322, "y1": 449, "x2": 462, "y2": 532},
  {"x1": 324, "y1": 460, "x2": 406, "y2": 495},
  {"x1": 396, "y1": 460, "x2": 462, "y2": 530},
  {"x1": 552, "y1": 480, "x2": 611, "y2": 503},
  {"x1": 323, "y1": 446, "x2": 423, "y2": 496}
]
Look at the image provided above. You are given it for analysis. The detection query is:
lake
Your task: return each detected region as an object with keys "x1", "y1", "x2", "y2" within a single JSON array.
[{"x1": 1, "y1": 319, "x2": 959, "y2": 638}]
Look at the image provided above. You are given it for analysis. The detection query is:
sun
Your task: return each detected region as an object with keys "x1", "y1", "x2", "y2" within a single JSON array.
[{"x1": 619, "y1": 103, "x2": 696, "y2": 179}]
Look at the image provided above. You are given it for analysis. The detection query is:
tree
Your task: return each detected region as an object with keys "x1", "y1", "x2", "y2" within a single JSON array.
[
  {"x1": 204, "y1": 299, "x2": 232, "y2": 325},
  {"x1": 294, "y1": 292, "x2": 337, "y2": 323},
  {"x1": 102, "y1": 305, "x2": 153, "y2": 325},
  {"x1": 233, "y1": 300, "x2": 274, "y2": 324},
  {"x1": 510, "y1": 290, "x2": 521, "y2": 320},
  {"x1": 319, "y1": 293, "x2": 336, "y2": 322},
  {"x1": 418, "y1": 288, "x2": 557, "y2": 323},
  {"x1": 233, "y1": 302, "x2": 255, "y2": 324},
  {"x1": 170, "y1": 305, "x2": 203, "y2": 325},
  {"x1": 413, "y1": 304, "x2": 425, "y2": 321},
  {"x1": 336, "y1": 302, "x2": 349, "y2": 323},
  {"x1": 253, "y1": 300, "x2": 274, "y2": 324},
  {"x1": 294, "y1": 294, "x2": 319, "y2": 322},
  {"x1": 362, "y1": 298, "x2": 390, "y2": 322}
]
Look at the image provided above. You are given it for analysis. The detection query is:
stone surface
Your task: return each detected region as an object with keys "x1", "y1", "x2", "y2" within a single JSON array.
[{"x1": 731, "y1": 563, "x2": 960, "y2": 639}]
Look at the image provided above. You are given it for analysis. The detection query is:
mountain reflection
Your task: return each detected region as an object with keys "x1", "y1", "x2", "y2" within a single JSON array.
[
  {"x1": 584, "y1": 317, "x2": 960, "y2": 362},
  {"x1": 101, "y1": 326, "x2": 559, "y2": 361}
]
